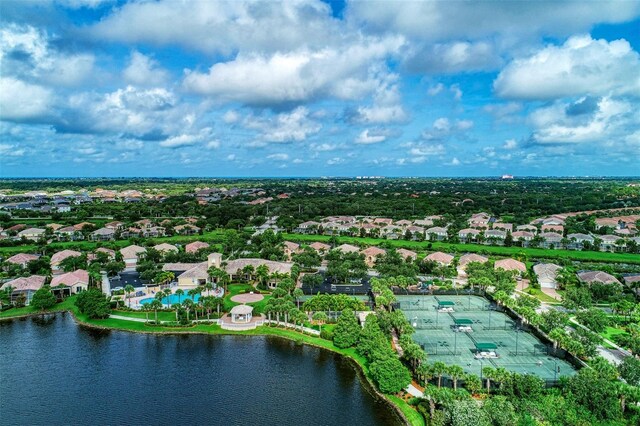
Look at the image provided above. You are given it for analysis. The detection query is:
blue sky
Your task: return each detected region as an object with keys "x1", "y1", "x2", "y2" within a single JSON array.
[{"x1": 1, "y1": 0, "x2": 639, "y2": 177}]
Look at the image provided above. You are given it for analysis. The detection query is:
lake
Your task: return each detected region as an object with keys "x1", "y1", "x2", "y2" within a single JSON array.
[{"x1": 0, "y1": 314, "x2": 401, "y2": 426}]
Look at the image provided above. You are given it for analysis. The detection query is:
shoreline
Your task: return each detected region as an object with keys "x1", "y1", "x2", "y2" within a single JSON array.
[{"x1": 2, "y1": 309, "x2": 414, "y2": 426}]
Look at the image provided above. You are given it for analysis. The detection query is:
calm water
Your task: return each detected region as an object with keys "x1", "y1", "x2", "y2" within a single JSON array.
[{"x1": 0, "y1": 314, "x2": 400, "y2": 426}]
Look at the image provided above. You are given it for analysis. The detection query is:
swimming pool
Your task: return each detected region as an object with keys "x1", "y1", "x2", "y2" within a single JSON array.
[{"x1": 140, "y1": 293, "x2": 201, "y2": 306}]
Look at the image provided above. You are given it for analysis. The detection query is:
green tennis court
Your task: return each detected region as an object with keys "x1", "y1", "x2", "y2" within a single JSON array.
[{"x1": 397, "y1": 295, "x2": 577, "y2": 380}]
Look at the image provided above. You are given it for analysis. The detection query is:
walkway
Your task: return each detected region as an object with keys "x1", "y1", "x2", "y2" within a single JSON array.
[
  {"x1": 569, "y1": 317, "x2": 631, "y2": 364},
  {"x1": 406, "y1": 383, "x2": 424, "y2": 398},
  {"x1": 109, "y1": 314, "x2": 148, "y2": 323},
  {"x1": 263, "y1": 320, "x2": 321, "y2": 335}
]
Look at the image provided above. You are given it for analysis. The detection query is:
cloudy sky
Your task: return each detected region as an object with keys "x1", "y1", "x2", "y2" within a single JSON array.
[{"x1": 1, "y1": 0, "x2": 639, "y2": 177}]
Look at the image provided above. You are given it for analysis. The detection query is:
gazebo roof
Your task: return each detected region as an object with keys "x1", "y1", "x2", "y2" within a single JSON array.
[
  {"x1": 438, "y1": 300, "x2": 455, "y2": 306},
  {"x1": 230, "y1": 304, "x2": 253, "y2": 315},
  {"x1": 454, "y1": 318, "x2": 473, "y2": 325},
  {"x1": 475, "y1": 342, "x2": 498, "y2": 350}
]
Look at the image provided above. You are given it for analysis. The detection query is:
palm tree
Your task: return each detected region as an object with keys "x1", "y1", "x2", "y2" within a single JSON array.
[
  {"x1": 447, "y1": 365, "x2": 464, "y2": 391},
  {"x1": 171, "y1": 303, "x2": 181, "y2": 321},
  {"x1": 182, "y1": 299, "x2": 194, "y2": 322},
  {"x1": 124, "y1": 284, "x2": 135, "y2": 308},
  {"x1": 203, "y1": 282, "x2": 213, "y2": 296},
  {"x1": 432, "y1": 361, "x2": 447, "y2": 388},
  {"x1": 482, "y1": 367, "x2": 496, "y2": 394},
  {"x1": 312, "y1": 311, "x2": 328, "y2": 334},
  {"x1": 150, "y1": 299, "x2": 162, "y2": 323},
  {"x1": 292, "y1": 287, "x2": 303, "y2": 308},
  {"x1": 175, "y1": 288, "x2": 184, "y2": 304},
  {"x1": 163, "y1": 288, "x2": 172, "y2": 308}
]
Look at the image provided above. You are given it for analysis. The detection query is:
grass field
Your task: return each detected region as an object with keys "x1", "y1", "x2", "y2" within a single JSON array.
[
  {"x1": 223, "y1": 283, "x2": 272, "y2": 314},
  {"x1": 283, "y1": 233, "x2": 640, "y2": 264}
]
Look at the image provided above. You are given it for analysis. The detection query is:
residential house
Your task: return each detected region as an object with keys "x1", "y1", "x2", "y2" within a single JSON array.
[
  {"x1": 296, "y1": 221, "x2": 321, "y2": 234},
  {"x1": 516, "y1": 225, "x2": 538, "y2": 233},
  {"x1": 484, "y1": 229, "x2": 507, "y2": 244},
  {"x1": 50, "y1": 250, "x2": 82, "y2": 274},
  {"x1": 494, "y1": 258, "x2": 526, "y2": 275},
  {"x1": 425, "y1": 226, "x2": 448, "y2": 241},
  {"x1": 55, "y1": 226, "x2": 83, "y2": 241},
  {"x1": 541, "y1": 224, "x2": 564, "y2": 234},
  {"x1": 533, "y1": 263, "x2": 562, "y2": 289},
  {"x1": 540, "y1": 232, "x2": 563, "y2": 248},
  {"x1": 120, "y1": 245, "x2": 147, "y2": 269},
  {"x1": 396, "y1": 248, "x2": 417, "y2": 262},
  {"x1": 599, "y1": 235, "x2": 623, "y2": 252},
  {"x1": 373, "y1": 218, "x2": 394, "y2": 226},
  {"x1": 154, "y1": 243, "x2": 178, "y2": 253},
  {"x1": 395, "y1": 219, "x2": 413, "y2": 228},
  {"x1": 457, "y1": 253, "x2": 489, "y2": 276},
  {"x1": 90, "y1": 227, "x2": 116, "y2": 241},
  {"x1": 458, "y1": 228, "x2": 480, "y2": 242},
  {"x1": 361, "y1": 246, "x2": 386, "y2": 267},
  {"x1": 174, "y1": 224, "x2": 200, "y2": 235},
  {"x1": 46, "y1": 223, "x2": 64, "y2": 231},
  {"x1": 5, "y1": 253, "x2": 39, "y2": 267},
  {"x1": 512, "y1": 231, "x2": 534, "y2": 243},
  {"x1": 144, "y1": 226, "x2": 166, "y2": 238},
  {"x1": 335, "y1": 243, "x2": 360, "y2": 254},
  {"x1": 0, "y1": 275, "x2": 46, "y2": 305},
  {"x1": 73, "y1": 222, "x2": 94, "y2": 232},
  {"x1": 104, "y1": 221, "x2": 125, "y2": 231},
  {"x1": 413, "y1": 218, "x2": 435, "y2": 227},
  {"x1": 595, "y1": 217, "x2": 620, "y2": 230},
  {"x1": 566, "y1": 233, "x2": 594, "y2": 249},
  {"x1": 50, "y1": 269, "x2": 89, "y2": 295},
  {"x1": 185, "y1": 241, "x2": 209, "y2": 253},
  {"x1": 17, "y1": 228, "x2": 46, "y2": 241},
  {"x1": 309, "y1": 241, "x2": 331, "y2": 254},
  {"x1": 425, "y1": 251, "x2": 454, "y2": 266},
  {"x1": 493, "y1": 223, "x2": 513, "y2": 232},
  {"x1": 94, "y1": 247, "x2": 116, "y2": 260},
  {"x1": 622, "y1": 274, "x2": 640, "y2": 294},
  {"x1": 381, "y1": 225, "x2": 403, "y2": 239},
  {"x1": 577, "y1": 271, "x2": 621, "y2": 286},
  {"x1": 283, "y1": 241, "x2": 301, "y2": 261}
]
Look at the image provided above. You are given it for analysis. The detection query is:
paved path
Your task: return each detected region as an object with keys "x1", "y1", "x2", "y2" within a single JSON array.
[
  {"x1": 569, "y1": 317, "x2": 630, "y2": 364},
  {"x1": 109, "y1": 314, "x2": 148, "y2": 323},
  {"x1": 263, "y1": 320, "x2": 321, "y2": 335},
  {"x1": 406, "y1": 383, "x2": 424, "y2": 398}
]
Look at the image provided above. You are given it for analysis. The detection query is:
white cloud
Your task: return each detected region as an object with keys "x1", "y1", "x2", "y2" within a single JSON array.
[
  {"x1": 244, "y1": 107, "x2": 321, "y2": 143},
  {"x1": 311, "y1": 143, "x2": 338, "y2": 152},
  {"x1": 160, "y1": 134, "x2": 199, "y2": 148},
  {"x1": 267, "y1": 153, "x2": 289, "y2": 161},
  {"x1": 1, "y1": 24, "x2": 95, "y2": 87},
  {"x1": 355, "y1": 129, "x2": 386, "y2": 144},
  {"x1": 123, "y1": 51, "x2": 169, "y2": 87},
  {"x1": 503, "y1": 139, "x2": 518, "y2": 149},
  {"x1": 408, "y1": 143, "x2": 446, "y2": 157},
  {"x1": 405, "y1": 41, "x2": 502, "y2": 73},
  {"x1": 327, "y1": 157, "x2": 345, "y2": 165},
  {"x1": 223, "y1": 110, "x2": 239, "y2": 124},
  {"x1": 183, "y1": 37, "x2": 403, "y2": 106},
  {"x1": 348, "y1": 1, "x2": 640, "y2": 42},
  {"x1": 206, "y1": 140, "x2": 220, "y2": 149},
  {"x1": 90, "y1": 0, "x2": 341, "y2": 54},
  {"x1": 529, "y1": 96, "x2": 637, "y2": 144},
  {"x1": 494, "y1": 35, "x2": 640, "y2": 100},
  {"x1": 427, "y1": 83, "x2": 444, "y2": 96},
  {"x1": 0, "y1": 77, "x2": 53, "y2": 121},
  {"x1": 421, "y1": 117, "x2": 473, "y2": 141}
]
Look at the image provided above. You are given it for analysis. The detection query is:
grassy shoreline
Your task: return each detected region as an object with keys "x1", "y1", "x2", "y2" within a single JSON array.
[{"x1": 1, "y1": 305, "x2": 420, "y2": 426}]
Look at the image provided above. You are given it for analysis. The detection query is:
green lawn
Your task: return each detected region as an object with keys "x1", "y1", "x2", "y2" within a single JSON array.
[
  {"x1": 0, "y1": 296, "x2": 78, "y2": 318},
  {"x1": 283, "y1": 233, "x2": 640, "y2": 264},
  {"x1": 223, "y1": 283, "x2": 272, "y2": 314},
  {"x1": 524, "y1": 288, "x2": 561, "y2": 304},
  {"x1": 387, "y1": 395, "x2": 426, "y2": 426},
  {"x1": 110, "y1": 309, "x2": 177, "y2": 322},
  {"x1": 600, "y1": 326, "x2": 629, "y2": 342}
]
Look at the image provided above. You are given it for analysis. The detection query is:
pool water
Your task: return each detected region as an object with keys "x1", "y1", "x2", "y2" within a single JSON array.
[{"x1": 140, "y1": 293, "x2": 201, "y2": 306}]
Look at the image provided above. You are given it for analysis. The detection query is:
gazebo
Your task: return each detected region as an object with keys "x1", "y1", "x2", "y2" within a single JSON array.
[{"x1": 230, "y1": 304, "x2": 253, "y2": 324}]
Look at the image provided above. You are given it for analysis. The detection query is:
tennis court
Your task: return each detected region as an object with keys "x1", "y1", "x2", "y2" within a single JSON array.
[{"x1": 397, "y1": 295, "x2": 577, "y2": 381}]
